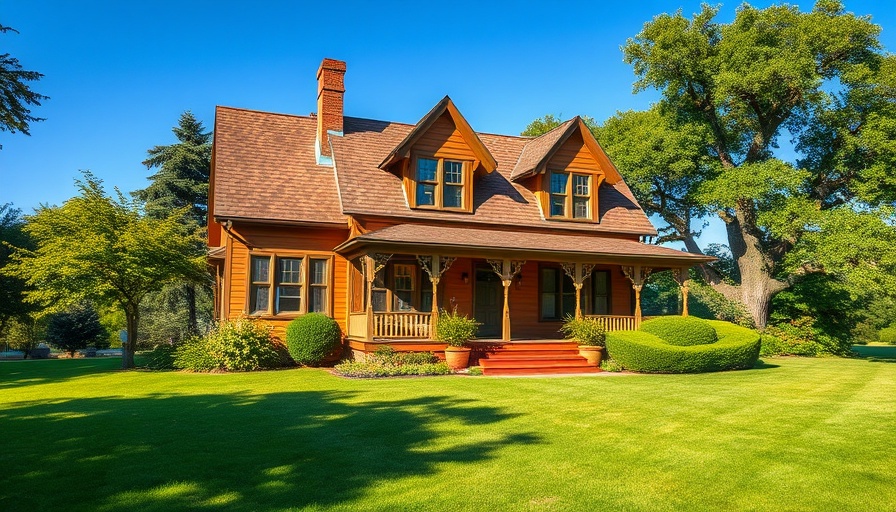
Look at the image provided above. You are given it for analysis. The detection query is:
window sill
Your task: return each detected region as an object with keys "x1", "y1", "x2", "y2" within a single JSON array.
[
  {"x1": 547, "y1": 216, "x2": 597, "y2": 223},
  {"x1": 412, "y1": 205, "x2": 473, "y2": 214}
]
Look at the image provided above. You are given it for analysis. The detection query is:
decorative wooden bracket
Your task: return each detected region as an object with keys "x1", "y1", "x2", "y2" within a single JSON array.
[{"x1": 416, "y1": 255, "x2": 456, "y2": 286}]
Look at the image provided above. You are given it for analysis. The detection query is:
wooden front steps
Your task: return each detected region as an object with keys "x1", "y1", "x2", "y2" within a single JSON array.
[{"x1": 475, "y1": 341, "x2": 602, "y2": 376}]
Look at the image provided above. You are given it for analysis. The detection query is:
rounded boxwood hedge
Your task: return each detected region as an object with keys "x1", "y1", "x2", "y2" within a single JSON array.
[
  {"x1": 605, "y1": 320, "x2": 760, "y2": 373},
  {"x1": 285, "y1": 313, "x2": 342, "y2": 366},
  {"x1": 639, "y1": 316, "x2": 718, "y2": 346}
]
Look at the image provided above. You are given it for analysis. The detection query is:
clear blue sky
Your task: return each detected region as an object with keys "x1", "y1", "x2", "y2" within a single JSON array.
[{"x1": 2, "y1": 0, "x2": 894, "y2": 246}]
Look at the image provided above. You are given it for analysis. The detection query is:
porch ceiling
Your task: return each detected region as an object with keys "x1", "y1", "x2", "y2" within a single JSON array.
[{"x1": 334, "y1": 224, "x2": 715, "y2": 267}]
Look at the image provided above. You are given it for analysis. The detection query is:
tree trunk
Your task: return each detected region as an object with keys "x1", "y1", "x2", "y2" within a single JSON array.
[
  {"x1": 123, "y1": 304, "x2": 139, "y2": 369},
  {"x1": 186, "y1": 283, "x2": 197, "y2": 335},
  {"x1": 718, "y1": 205, "x2": 787, "y2": 329}
]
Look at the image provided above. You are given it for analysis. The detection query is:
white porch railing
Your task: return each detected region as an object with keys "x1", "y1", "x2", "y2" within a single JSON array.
[
  {"x1": 585, "y1": 315, "x2": 641, "y2": 331},
  {"x1": 373, "y1": 312, "x2": 431, "y2": 338}
]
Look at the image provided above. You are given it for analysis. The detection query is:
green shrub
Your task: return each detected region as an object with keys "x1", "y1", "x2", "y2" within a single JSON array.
[
  {"x1": 640, "y1": 316, "x2": 718, "y2": 346},
  {"x1": 285, "y1": 313, "x2": 342, "y2": 366},
  {"x1": 759, "y1": 332, "x2": 818, "y2": 357},
  {"x1": 605, "y1": 320, "x2": 760, "y2": 373},
  {"x1": 334, "y1": 348, "x2": 451, "y2": 378},
  {"x1": 762, "y1": 317, "x2": 847, "y2": 356},
  {"x1": 600, "y1": 357, "x2": 624, "y2": 372},
  {"x1": 559, "y1": 316, "x2": 607, "y2": 346},
  {"x1": 173, "y1": 337, "x2": 219, "y2": 371},
  {"x1": 141, "y1": 344, "x2": 178, "y2": 370},
  {"x1": 435, "y1": 309, "x2": 478, "y2": 347},
  {"x1": 174, "y1": 319, "x2": 283, "y2": 372},
  {"x1": 371, "y1": 346, "x2": 439, "y2": 365},
  {"x1": 878, "y1": 327, "x2": 896, "y2": 345}
]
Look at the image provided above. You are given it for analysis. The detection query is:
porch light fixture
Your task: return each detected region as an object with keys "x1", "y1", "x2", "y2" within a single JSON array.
[
  {"x1": 461, "y1": 272, "x2": 469, "y2": 284},
  {"x1": 515, "y1": 273, "x2": 523, "y2": 290}
]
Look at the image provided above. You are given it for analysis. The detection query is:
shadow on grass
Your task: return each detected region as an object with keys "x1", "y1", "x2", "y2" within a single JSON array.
[
  {"x1": 851, "y1": 345, "x2": 896, "y2": 363},
  {"x1": 0, "y1": 388, "x2": 537, "y2": 511},
  {"x1": 0, "y1": 357, "x2": 124, "y2": 390},
  {"x1": 753, "y1": 359, "x2": 781, "y2": 369}
]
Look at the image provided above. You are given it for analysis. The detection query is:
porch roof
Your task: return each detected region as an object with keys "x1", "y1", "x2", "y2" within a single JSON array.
[{"x1": 334, "y1": 224, "x2": 715, "y2": 266}]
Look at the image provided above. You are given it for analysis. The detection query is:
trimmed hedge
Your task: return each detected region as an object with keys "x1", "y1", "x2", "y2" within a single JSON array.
[
  {"x1": 639, "y1": 316, "x2": 718, "y2": 346},
  {"x1": 286, "y1": 313, "x2": 342, "y2": 366},
  {"x1": 605, "y1": 319, "x2": 760, "y2": 373}
]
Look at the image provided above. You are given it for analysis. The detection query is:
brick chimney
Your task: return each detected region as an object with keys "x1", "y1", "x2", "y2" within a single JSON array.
[{"x1": 316, "y1": 58, "x2": 346, "y2": 162}]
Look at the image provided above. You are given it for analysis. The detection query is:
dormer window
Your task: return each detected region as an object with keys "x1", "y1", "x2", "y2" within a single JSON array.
[
  {"x1": 414, "y1": 155, "x2": 469, "y2": 211},
  {"x1": 549, "y1": 171, "x2": 593, "y2": 220}
]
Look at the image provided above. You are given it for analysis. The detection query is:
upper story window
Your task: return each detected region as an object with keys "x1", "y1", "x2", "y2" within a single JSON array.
[
  {"x1": 549, "y1": 171, "x2": 593, "y2": 220},
  {"x1": 414, "y1": 156, "x2": 469, "y2": 211}
]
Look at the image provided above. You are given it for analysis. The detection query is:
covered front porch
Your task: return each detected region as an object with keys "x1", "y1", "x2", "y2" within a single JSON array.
[{"x1": 335, "y1": 225, "x2": 713, "y2": 349}]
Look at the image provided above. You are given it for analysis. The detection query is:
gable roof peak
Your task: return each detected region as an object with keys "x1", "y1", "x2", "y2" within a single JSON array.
[
  {"x1": 511, "y1": 115, "x2": 623, "y2": 185},
  {"x1": 377, "y1": 95, "x2": 497, "y2": 173}
]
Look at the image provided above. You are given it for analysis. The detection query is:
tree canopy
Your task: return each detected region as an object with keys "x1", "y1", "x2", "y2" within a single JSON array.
[
  {"x1": 522, "y1": 2, "x2": 896, "y2": 329},
  {"x1": 613, "y1": 1, "x2": 896, "y2": 328},
  {"x1": 0, "y1": 24, "x2": 47, "y2": 148},
  {"x1": 4, "y1": 173, "x2": 207, "y2": 368},
  {"x1": 0, "y1": 203, "x2": 35, "y2": 336}
]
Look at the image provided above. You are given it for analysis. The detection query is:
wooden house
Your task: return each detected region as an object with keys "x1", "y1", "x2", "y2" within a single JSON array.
[{"x1": 207, "y1": 58, "x2": 712, "y2": 371}]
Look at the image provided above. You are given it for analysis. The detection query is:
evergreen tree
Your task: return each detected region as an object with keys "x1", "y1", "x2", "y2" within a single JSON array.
[
  {"x1": 0, "y1": 24, "x2": 48, "y2": 149},
  {"x1": 46, "y1": 304, "x2": 107, "y2": 356},
  {"x1": 134, "y1": 111, "x2": 213, "y2": 335}
]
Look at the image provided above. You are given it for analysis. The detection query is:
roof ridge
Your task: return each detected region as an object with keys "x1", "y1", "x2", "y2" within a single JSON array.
[{"x1": 216, "y1": 105, "x2": 314, "y2": 120}]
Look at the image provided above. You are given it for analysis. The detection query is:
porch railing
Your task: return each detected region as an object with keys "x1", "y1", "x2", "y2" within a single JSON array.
[
  {"x1": 373, "y1": 311, "x2": 432, "y2": 338},
  {"x1": 585, "y1": 315, "x2": 641, "y2": 331}
]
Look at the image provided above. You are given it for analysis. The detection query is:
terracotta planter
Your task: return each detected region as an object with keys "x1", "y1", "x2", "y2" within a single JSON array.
[
  {"x1": 444, "y1": 346, "x2": 472, "y2": 369},
  {"x1": 578, "y1": 345, "x2": 604, "y2": 367}
]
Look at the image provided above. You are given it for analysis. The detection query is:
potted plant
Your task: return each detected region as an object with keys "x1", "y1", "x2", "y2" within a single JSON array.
[
  {"x1": 435, "y1": 308, "x2": 479, "y2": 369},
  {"x1": 560, "y1": 316, "x2": 606, "y2": 367}
]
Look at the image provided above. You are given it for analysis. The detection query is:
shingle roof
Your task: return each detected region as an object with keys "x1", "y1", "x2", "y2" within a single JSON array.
[
  {"x1": 212, "y1": 106, "x2": 657, "y2": 235},
  {"x1": 211, "y1": 106, "x2": 347, "y2": 225},
  {"x1": 336, "y1": 224, "x2": 713, "y2": 264},
  {"x1": 510, "y1": 118, "x2": 576, "y2": 181}
]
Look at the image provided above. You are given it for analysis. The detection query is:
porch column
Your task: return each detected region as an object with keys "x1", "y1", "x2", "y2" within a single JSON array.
[
  {"x1": 430, "y1": 255, "x2": 440, "y2": 338},
  {"x1": 487, "y1": 259, "x2": 525, "y2": 341},
  {"x1": 622, "y1": 265, "x2": 652, "y2": 328},
  {"x1": 673, "y1": 267, "x2": 691, "y2": 317},
  {"x1": 363, "y1": 253, "x2": 392, "y2": 340},
  {"x1": 502, "y1": 260, "x2": 512, "y2": 341},
  {"x1": 562, "y1": 263, "x2": 596, "y2": 319},
  {"x1": 364, "y1": 254, "x2": 375, "y2": 341},
  {"x1": 417, "y1": 255, "x2": 456, "y2": 340}
]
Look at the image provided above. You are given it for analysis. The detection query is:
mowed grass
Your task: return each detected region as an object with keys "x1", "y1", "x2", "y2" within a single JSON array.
[{"x1": 1, "y1": 351, "x2": 895, "y2": 512}]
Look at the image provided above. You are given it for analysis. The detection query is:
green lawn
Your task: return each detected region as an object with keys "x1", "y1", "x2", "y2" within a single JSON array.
[{"x1": 2, "y1": 351, "x2": 895, "y2": 511}]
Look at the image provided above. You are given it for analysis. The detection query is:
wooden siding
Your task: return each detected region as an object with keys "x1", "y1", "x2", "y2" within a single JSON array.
[
  {"x1": 548, "y1": 130, "x2": 602, "y2": 171},
  {"x1": 222, "y1": 224, "x2": 350, "y2": 341},
  {"x1": 413, "y1": 112, "x2": 479, "y2": 162},
  {"x1": 402, "y1": 112, "x2": 477, "y2": 212},
  {"x1": 217, "y1": 214, "x2": 640, "y2": 342}
]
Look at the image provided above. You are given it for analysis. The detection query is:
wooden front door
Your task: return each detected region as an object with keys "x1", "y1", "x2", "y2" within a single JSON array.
[{"x1": 474, "y1": 266, "x2": 503, "y2": 338}]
